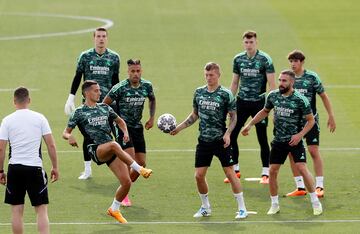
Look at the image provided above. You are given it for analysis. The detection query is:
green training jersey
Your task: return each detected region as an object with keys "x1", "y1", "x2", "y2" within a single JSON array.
[
  {"x1": 233, "y1": 50, "x2": 275, "y2": 101},
  {"x1": 107, "y1": 78, "x2": 154, "y2": 128},
  {"x1": 193, "y1": 85, "x2": 236, "y2": 142},
  {"x1": 265, "y1": 90, "x2": 312, "y2": 142},
  {"x1": 67, "y1": 103, "x2": 118, "y2": 144},
  {"x1": 293, "y1": 69, "x2": 324, "y2": 117},
  {"x1": 76, "y1": 48, "x2": 120, "y2": 101}
]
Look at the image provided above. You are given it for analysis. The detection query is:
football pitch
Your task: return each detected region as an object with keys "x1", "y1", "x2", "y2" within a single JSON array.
[{"x1": 1, "y1": 0, "x2": 360, "y2": 233}]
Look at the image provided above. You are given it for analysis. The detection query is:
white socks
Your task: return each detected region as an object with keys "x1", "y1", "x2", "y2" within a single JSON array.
[
  {"x1": 309, "y1": 192, "x2": 321, "y2": 207},
  {"x1": 270, "y1": 195, "x2": 279, "y2": 206},
  {"x1": 84, "y1": 161, "x2": 91, "y2": 174},
  {"x1": 199, "y1": 193, "x2": 210, "y2": 209},
  {"x1": 234, "y1": 192, "x2": 246, "y2": 211},
  {"x1": 315, "y1": 176, "x2": 324, "y2": 188},
  {"x1": 294, "y1": 176, "x2": 305, "y2": 189},
  {"x1": 110, "y1": 198, "x2": 121, "y2": 211},
  {"x1": 233, "y1": 164, "x2": 240, "y2": 172},
  {"x1": 130, "y1": 162, "x2": 142, "y2": 173},
  {"x1": 262, "y1": 167, "x2": 269, "y2": 176}
]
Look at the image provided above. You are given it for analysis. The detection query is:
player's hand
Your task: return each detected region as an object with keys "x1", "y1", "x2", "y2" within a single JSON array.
[
  {"x1": 0, "y1": 172, "x2": 6, "y2": 185},
  {"x1": 241, "y1": 124, "x2": 252, "y2": 136},
  {"x1": 170, "y1": 126, "x2": 180, "y2": 135},
  {"x1": 223, "y1": 133, "x2": 231, "y2": 148},
  {"x1": 64, "y1": 94, "x2": 76, "y2": 115},
  {"x1": 289, "y1": 134, "x2": 302, "y2": 146},
  {"x1": 68, "y1": 135, "x2": 78, "y2": 147},
  {"x1": 328, "y1": 115, "x2": 336, "y2": 133},
  {"x1": 123, "y1": 132, "x2": 129, "y2": 143},
  {"x1": 50, "y1": 167, "x2": 59, "y2": 183},
  {"x1": 145, "y1": 118, "x2": 154, "y2": 130}
]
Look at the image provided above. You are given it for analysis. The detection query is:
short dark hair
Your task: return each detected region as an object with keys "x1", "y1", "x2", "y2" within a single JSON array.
[
  {"x1": 93, "y1": 27, "x2": 107, "y2": 37},
  {"x1": 287, "y1": 50, "x2": 306, "y2": 62},
  {"x1": 204, "y1": 62, "x2": 220, "y2": 72},
  {"x1": 14, "y1": 87, "x2": 29, "y2": 103},
  {"x1": 243, "y1": 30, "x2": 257, "y2": 39},
  {"x1": 82, "y1": 80, "x2": 98, "y2": 96},
  {"x1": 280, "y1": 69, "x2": 296, "y2": 79},
  {"x1": 127, "y1": 59, "x2": 141, "y2": 66}
]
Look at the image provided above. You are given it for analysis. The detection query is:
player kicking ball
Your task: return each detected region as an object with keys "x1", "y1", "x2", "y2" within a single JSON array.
[{"x1": 63, "y1": 80, "x2": 152, "y2": 223}]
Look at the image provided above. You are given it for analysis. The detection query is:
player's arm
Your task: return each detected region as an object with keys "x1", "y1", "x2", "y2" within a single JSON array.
[
  {"x1": 103, "y1": 95, "x2": 113, "y2": 105},
  {"x1": 230, "y1": 73, "x2": 240, "y2": 96},
  {"x1": 114, "y1": 116, "x2": 129, "y2": 143},
  {"x1": 62, "y1": 127, "x2": 78, "y2": 147},
  {"x1": 223, "y1": 110, "x2": 237, "y2": 147},
  {"x1": 241, "y1": 108, "x2": 270, "y2": 136},
  {"x1": 64, "y1": 72, "x2": 82, "y2": 115},
  {"x1": 289, "y1": 113, "x2": 315, "y2": 146},
  {"x1": 43, "y1": 134, "x2": 59, "y2": 183},
  {"x1": 319, "y1": 92, "x2": 336, "y2": 132},
  {"x1": 266, "y1": 72, "x2": 276, "y2": 91},
  {"x1": 145, "y1": 94, "x2": 156, "y2": 130},
  {"x1": 170, "y1": 109, "x2": 198, "y2": 135},
  {"x1": 0, "y1": 140, "x2": 7, "y2": 185}
]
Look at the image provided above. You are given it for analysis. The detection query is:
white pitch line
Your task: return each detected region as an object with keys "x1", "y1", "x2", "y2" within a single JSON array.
[
  {"x1": 53, "y1": 147, "x2": 360, "y2": 154},
  {"x1": 0, "y1": 12, "x2": 113, "y2": 41},
  {"x1": 1, "y1": 220, "x2": 360, "y2": 225}
]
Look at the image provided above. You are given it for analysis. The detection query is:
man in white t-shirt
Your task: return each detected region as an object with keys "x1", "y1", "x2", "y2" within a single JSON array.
[{"x1": 0, "y1": 87, "x2": 59, "y2": 234}]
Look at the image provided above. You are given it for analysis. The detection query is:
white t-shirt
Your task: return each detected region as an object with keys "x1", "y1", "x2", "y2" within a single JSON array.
[{"x1": 0, "y1": 109, "x2": 52, "y2": 167}]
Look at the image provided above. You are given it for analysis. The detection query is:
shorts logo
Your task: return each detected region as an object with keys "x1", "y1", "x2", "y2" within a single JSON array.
[
  {"x1": 300, "y1": 153, "x2": 305, "y2": 160},
  {"x1": 312, "y1": 138, "x2": 318, "y2": 143}
]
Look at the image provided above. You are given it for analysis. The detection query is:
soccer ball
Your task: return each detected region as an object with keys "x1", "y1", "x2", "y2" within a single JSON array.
[{"x1": 157, "y1": 113, "x2": 176, "y2": 133}]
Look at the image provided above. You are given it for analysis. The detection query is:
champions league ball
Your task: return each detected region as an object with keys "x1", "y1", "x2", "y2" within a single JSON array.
[{"x1": 157, "y1": 113, "x2": 176, "y2": 133}]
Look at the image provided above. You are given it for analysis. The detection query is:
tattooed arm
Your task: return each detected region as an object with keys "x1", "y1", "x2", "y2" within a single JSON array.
[{"x1": 170, "y1": 109, "x2": 198, "y2": 135}]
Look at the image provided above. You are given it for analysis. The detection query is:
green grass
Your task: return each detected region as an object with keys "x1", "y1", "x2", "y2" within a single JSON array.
[{"x1": 0, "y1": 0, "x2": 360, "y2": 233}]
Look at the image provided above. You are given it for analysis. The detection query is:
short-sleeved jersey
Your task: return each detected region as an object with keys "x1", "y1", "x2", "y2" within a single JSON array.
[
  {"x1": 265, "y1": 90, "x2": 312, "y2": 142},
  {"x1": 293, "y1": 70, "x2": 324, "y2": 117},
  {"x1": 0, "y1": 109, "x2": 52, "y2": 167},
  {"x1": 67, "y1": 103, "x2": 118, "y2": 144},
  {"x1": 76, "y1": 48, "x2": 120, "y2": 101},
  {"x1": 233, "y1": 50, "x2": 275, "y2": 101},
  {"x1": 193, "y1": 85, "x2": 236, "y2": 142},
  {"x1": 107, "y1": 78, "x2": 154, "y2": 128}
]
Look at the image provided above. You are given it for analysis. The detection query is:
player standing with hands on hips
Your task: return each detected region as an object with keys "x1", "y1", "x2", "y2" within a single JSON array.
[{"x1": 64, "y1": 27, "x2": 120, "y2": 180}]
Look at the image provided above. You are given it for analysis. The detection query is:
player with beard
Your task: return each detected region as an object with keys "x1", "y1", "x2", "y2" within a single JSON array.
[{"x1": 241, "y1": 70, "x2": 322, "y2": 216}]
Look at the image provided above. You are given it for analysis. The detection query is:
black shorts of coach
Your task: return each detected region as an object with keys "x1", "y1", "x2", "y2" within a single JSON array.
[
  {"x1": 117, "y1": 126, "x2": 146, "y2": 153},
  {"x1": 5, "y1": 164, "x2": 49, "y2": 206},
  {"x1": 87, "y1": 144, "x2": 117, "y2": 166},
  {"x1": 195, "y1": 139, "x2": 235, "y2": 168},
  {"x1": 270, "y1": 140, "x2": 307, "y2": 165}
]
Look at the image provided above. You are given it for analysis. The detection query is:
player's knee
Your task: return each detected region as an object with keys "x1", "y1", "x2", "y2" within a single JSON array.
[{"x1": 194, "y1": 172, "x2": 205, "y2": 182}]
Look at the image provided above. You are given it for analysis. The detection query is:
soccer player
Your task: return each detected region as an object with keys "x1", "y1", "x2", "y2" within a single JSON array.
[
  {"x1": 103, "y1": 59, "x2": 156, "y2": 206},
  {"x1": 241, "y1": 70, "x2": 322, "y2": 216},
  {"x1": 285, "y1": 50, "x2": 336, "y2": 198},
  {"x1": 227, "y1": 30, "x2": 276, "y2": 184},
  {"x1": 0, "y1": 87, "x2": 59, "y2": 234},
  {"x1": 63, "y1": 80, "x2": 152, "y2": 223},
  {"x1": 170, "y1": 62, "x2": 248, "y2": 219},
  {"x1": 64, "y1": 27, "x2": 120, "y2": 180}
]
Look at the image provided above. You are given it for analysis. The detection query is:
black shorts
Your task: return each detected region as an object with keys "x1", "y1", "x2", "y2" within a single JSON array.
[
  {"x1": 87, "y1": 144, "x2": 117, "y2": 166},
  {"x1": 270, "y1": 141, "x2": 306, "y2": 164},
  {"x1": 237, "y1": 99, "x2": 268, "y2": 127},
  {"x1": 195, "y1": 139, "x2": 235, "y2": 168},
  {"x1": 5, "y1": 164, "x2": 49, "y2": 206},
  {"x1": 117, "y1": 126, "x2": 146, "y2": 153},
  {"x1": 304, "y1": 122, "x2": 320, "y2": 146}
]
